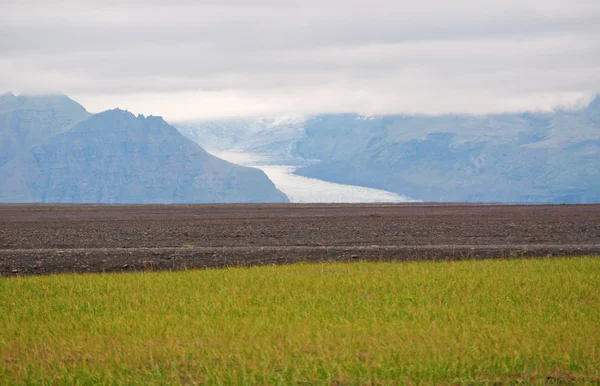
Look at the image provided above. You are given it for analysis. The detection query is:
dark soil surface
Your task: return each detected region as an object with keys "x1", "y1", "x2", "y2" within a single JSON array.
[{"x1": 1, "y1": 203, "x2": 599, "y2": 276}]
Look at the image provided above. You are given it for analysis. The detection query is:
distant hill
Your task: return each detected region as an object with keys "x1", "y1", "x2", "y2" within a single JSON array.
[
  {"x1": 0, "y1": 93, "x2": 90, "y2": 166},
  {"x1": 0, "y1": 109, "x2": 288, "y2": 203},
  {"x1": 178, "y1": 96, "x2": 600, "y2": 203}
]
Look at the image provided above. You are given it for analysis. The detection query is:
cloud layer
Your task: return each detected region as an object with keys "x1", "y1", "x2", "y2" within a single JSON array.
[{"x1": 2, "y1": 0, "x2": 599, "y2": 119}]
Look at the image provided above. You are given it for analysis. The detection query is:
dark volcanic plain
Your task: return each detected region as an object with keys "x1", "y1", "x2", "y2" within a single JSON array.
[{"x1": 1, "y1": 204, "x2": 599, "y2": 276}]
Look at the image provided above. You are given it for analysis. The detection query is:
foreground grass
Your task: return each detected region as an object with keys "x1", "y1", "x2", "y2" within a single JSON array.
[{"x1": 1, "y1": 257, "x2": 599, "y2": 385}]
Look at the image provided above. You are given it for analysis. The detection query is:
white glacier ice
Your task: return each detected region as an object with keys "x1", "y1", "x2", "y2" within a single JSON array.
[{"x1": 214, "y1": 151, "x2": 416, "y2": 203}]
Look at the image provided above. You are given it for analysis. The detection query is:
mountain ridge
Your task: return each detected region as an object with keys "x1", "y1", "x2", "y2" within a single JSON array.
[
  {"x1": 0, "y1": 105, "x2": 288, "y2": 203},
  {"x1": 177, "y1": 94, "x2": 600, "y2": 203}
]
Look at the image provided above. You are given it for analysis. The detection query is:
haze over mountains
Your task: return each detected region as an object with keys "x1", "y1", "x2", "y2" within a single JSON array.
[
  {"x1": 1, "y1": 91, "x2": 599, "y2": 204},
  {"x1": 178, "y1": 95, "x2": 600, "y2": 204},
  {"x1": 0, "y1": 94, "x2": 288, "y2": 203}
]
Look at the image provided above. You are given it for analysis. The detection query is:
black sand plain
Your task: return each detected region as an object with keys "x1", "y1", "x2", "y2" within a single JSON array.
[{"x1": 1, "y1": 204, "x2": 599, "y2": 276}]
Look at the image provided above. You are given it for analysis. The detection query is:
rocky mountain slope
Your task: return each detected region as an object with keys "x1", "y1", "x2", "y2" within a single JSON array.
[
  {"x1": 0, "y1": 107, "x2": 288, "y2": 203},
  {"x1": 0, "y1": 92, "x2": 90, "y2": 166}
]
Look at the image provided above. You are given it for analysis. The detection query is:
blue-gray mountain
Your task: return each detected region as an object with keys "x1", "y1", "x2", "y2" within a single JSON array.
[
  {"x1": 0, "y1": 92, "x2": 90, "y2": 166},
  {"x1": 0, "y1": 98, "x2": 288, "y2": 203},
  {"x1": 178, "y1": 96, "x2": 600, "y2": 203}
]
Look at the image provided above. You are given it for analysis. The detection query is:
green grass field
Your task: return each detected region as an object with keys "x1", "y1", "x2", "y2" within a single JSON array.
[{"x1": 1, "y1": 257, "x2": 599, "y2": 385}]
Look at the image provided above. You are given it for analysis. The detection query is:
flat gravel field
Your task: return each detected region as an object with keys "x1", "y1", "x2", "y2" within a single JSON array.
[{"x1": 1, "y1": 203, "x2": 599, "y2": 276}]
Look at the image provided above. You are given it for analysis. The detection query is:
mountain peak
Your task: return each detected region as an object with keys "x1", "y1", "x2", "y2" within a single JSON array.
[
  {"x1": 17, "y1": 92, "x2": 72, "y2": 101},
  {"x1": 584, "y1": 93, "x2": 600, "y2": 122},
  {"x1": 587, "y1": 93, "x2": 600, "y2": 110},
  {"x1": 8, "y1": 93, "x2": 89, "y2": 115},
  {"x1": 72, "y1": 108, "x2": 184, "y2": 141},
  {"x1": 0, "y1": 92, "x2": 91, "y2": 167},
  {"x1": 93, "y1": 108, "x2": 165, "y2": 124},
  {"x1": 0, "y1": 92, "x2": 16, "y2": 106},
  {"x1": 100, "y1": 107, "x2": 133, "y2": 116}
]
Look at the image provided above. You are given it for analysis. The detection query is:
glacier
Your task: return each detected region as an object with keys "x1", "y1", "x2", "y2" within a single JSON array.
[{"x1": 213, "y1": 151, "x2": 416, "y2": 203}]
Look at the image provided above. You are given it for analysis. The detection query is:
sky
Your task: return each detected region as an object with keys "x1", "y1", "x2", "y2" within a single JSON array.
[{"x1": 1, "y1": 0, "x2": 600, "y2": 120}]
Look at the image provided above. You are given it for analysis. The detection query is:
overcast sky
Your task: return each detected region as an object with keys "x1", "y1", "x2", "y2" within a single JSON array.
[{"x1": 1, "y1": 0, "x2": 599, "y2": 120}]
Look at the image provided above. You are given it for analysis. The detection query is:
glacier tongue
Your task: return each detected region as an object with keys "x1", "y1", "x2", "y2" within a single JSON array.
[
  {"x1": 213, "y1": 151, "x2": 416, "y2": 203},
  {"x1": 176, "y1": 116, "x2": 418, "y2": 203}
]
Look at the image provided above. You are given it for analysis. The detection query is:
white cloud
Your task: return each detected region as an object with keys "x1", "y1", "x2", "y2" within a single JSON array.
[{"x1": 1, "y1": 0, "x2": 599, "y2": 119}]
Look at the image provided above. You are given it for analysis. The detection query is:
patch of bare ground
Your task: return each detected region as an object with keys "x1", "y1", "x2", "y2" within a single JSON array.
[{"x1": 1, "y1": 203, "x2": 599, "y2": 275}]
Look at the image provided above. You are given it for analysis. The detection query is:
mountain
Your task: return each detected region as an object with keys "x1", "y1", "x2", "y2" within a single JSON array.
[
  {"x1": 0, "y1": 109, "x2": 288, "y2": 203},
  {"x1": 0, "y1": 93, "x2": 90, "y2": 166},
  {"x1": 294, "y1": 102, "x2": 600, "y2": 203},
  {"x1": 175, "y1": 116, "x2": 306, "y2": 163},
  {"x1": 177, "y1": 96, "x2": 600, "y2": 203}
]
